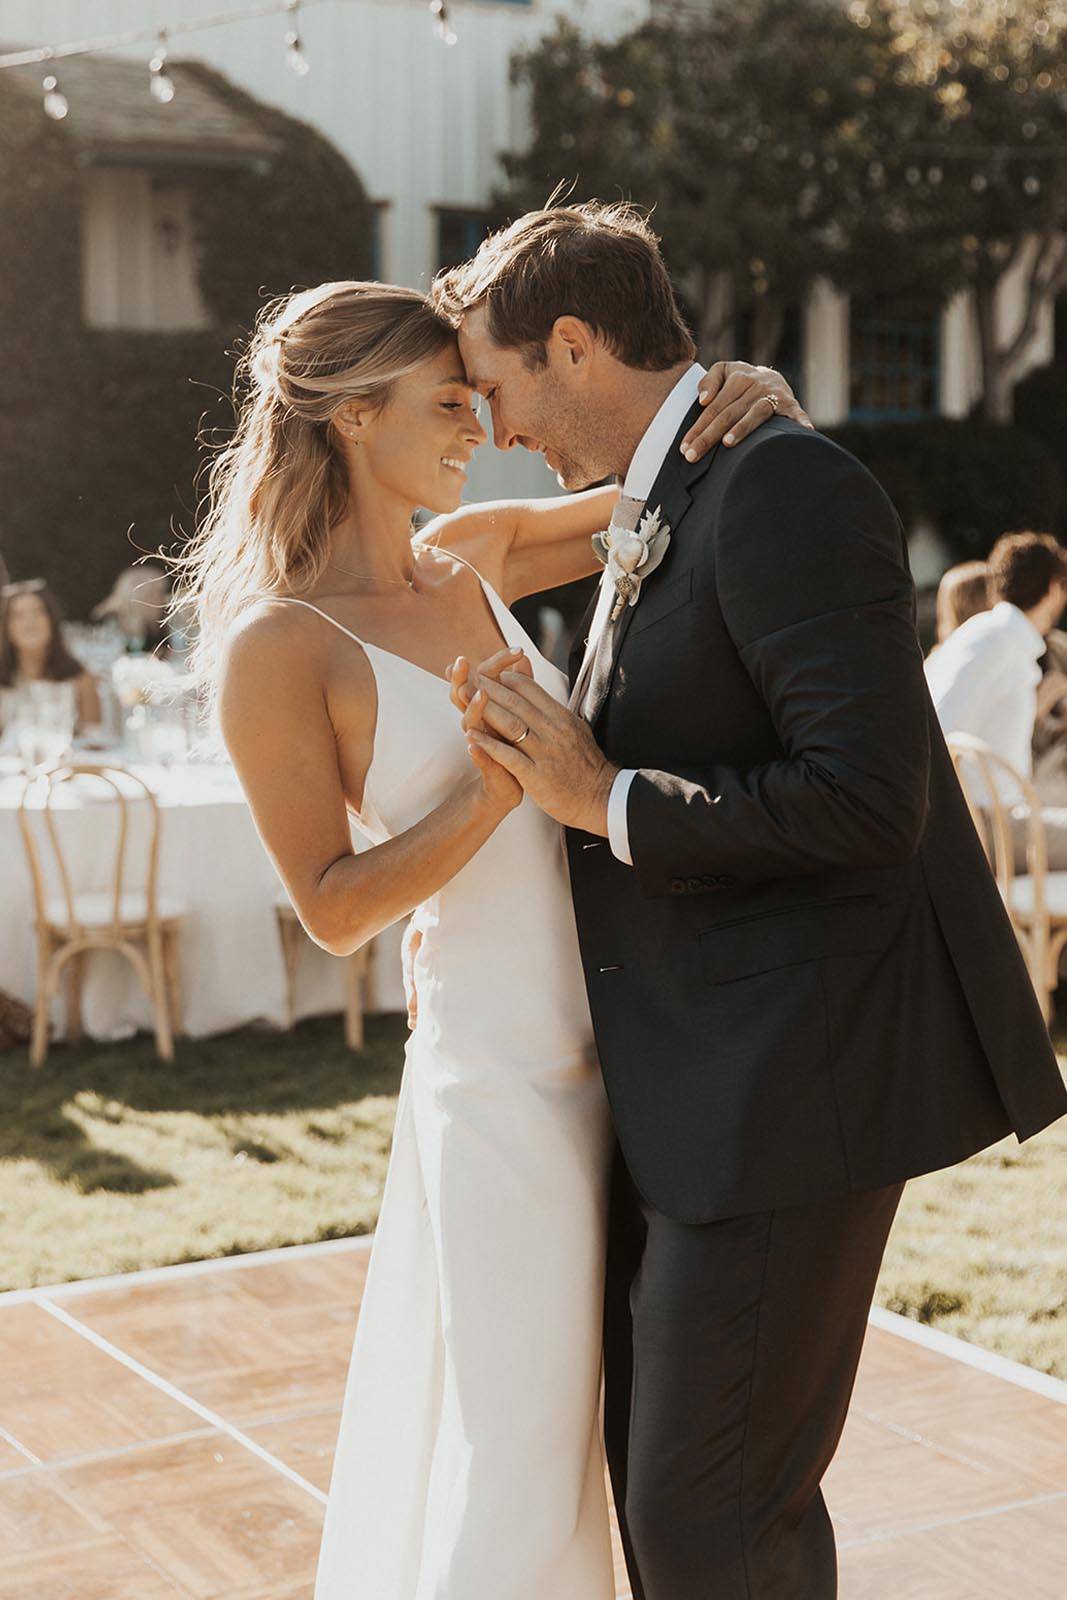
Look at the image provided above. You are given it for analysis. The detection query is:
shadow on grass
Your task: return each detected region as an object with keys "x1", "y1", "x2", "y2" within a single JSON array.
[{"x1": 0, "y1": 1012, "x2": 408, "y2": 1189}]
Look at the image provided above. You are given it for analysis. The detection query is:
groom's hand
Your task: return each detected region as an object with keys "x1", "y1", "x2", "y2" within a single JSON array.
[
  {"x1": 464, "y1": 671, "x2": 619, "y2": 835},
  {"x1": 680, "y1": 361, "x2": 814, "y2": 461}
]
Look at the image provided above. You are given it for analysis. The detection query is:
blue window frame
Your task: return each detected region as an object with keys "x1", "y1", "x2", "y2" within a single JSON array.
[
  {"x1": 436, "y1": 208, "x2": 492, "y2": 272},
  {"x1": 849, "y1": 308, "x2": 941, "y2": 422}
]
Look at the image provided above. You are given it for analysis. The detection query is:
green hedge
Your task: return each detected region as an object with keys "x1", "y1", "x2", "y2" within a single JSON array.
[
  {"x1": 0, "y1": 62, "x2": 374, "y2": 621},
  {"x1": 827, "y1": 416, "x2": 1065, "y2": 566}
]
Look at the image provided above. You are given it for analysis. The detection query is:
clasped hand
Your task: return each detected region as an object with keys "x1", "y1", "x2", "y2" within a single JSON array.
[{"x1": 446, "y1": 648, "x2": 617, "y2": 835}]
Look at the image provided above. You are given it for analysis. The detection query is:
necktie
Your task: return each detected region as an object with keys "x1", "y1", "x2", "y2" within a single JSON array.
[{"x1": 570, "y1": 493, "x2": 645, "y2": 720}]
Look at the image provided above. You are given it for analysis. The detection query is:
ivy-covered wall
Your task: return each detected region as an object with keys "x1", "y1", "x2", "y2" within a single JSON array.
[{"x1": 0, "y1": 62, "x2": 374, "y2": 619}]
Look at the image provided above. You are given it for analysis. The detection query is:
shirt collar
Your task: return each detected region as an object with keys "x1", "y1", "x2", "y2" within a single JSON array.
[
  {"x1": 994, "y1": 601, "x2": 1046, "y2": 658},
  {"x1": 621, "y1": 362, "x2": 706, "y2": 502}
]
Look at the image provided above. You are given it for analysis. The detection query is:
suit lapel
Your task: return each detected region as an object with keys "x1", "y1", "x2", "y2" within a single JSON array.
[{"x1": 582, "y1": 403, "x2": 718, "y2": 728}]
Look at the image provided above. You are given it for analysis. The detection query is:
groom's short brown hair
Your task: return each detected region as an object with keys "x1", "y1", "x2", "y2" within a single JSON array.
[{"x1": 431, "y1": 199, "x2": 696, "y2": 372}]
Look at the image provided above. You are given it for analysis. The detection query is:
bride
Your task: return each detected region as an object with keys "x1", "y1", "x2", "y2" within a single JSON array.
[{"x1": 176, "y1": 279, "x2": 799, "y2": 1598}]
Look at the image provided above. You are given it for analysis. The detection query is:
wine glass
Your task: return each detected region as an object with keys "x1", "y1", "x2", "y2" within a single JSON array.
[{"x1": 10, "y1": 682, "x2": 76, "y2": 772}]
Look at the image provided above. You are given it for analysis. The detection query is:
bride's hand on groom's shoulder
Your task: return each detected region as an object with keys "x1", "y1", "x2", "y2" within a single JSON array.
[{"x1": 679, "y1": 361, "x2": 814, "y2": 463}]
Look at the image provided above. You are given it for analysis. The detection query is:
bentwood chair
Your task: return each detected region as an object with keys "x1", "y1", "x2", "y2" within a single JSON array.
[
  {"x1": 947, "y1": 733, "x2": 1067, "y2": 1022},
  {"x1": 274, "y1": 897, "x2": 371, "y2": 1050},
  {"x1": 17, "y1": 762, "x2": 186, "y2": 1066}
]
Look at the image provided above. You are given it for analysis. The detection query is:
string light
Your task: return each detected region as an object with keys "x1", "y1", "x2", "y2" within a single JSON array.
[
  {"x1": 41, "y1": 70, "x2": 68, "y2": 121},
  {"x1": 430, "y1": 1, "x2": 458, "y2": 48},
  {"x1": 284, "y1": 1, "x2": 310, "y2": 77},
  {"x1": 149, "y1": 31, "x2": 176, "y2": 104},
  {"x1": 0, "y1": 2, "x2": 333, "y2": 75}
]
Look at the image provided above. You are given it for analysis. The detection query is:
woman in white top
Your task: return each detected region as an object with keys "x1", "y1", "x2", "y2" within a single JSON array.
[
  {"x1": 926, "y1": 532, "x2": 1067, "y2": 784},
  {"x1": 0, "y1": 579, "x2": 101, "y2": 737}
]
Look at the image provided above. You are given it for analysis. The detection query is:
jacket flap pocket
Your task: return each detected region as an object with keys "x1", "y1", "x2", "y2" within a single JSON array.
[
  {"x1": 630, "y1": 567, "x2": 694, "y2": 635},
  {"x1": 698, "y1": 895, "x2": 883, "y2": 985}
]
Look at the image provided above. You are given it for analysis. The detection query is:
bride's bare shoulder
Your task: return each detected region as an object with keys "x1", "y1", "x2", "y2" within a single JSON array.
[{"x1": 221, "y1": 595, "x2": 368, "y2": 693}]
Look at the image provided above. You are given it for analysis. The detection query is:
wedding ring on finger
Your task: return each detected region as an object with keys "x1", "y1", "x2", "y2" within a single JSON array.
[
  {"x1": 512, "y1": 725, "x2": 530, "y2": 746},
  {"x1": 765, "y1": 392, "x2": 780, "y2": 414}
]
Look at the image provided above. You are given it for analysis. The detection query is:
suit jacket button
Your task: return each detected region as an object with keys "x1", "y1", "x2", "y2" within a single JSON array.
[
  {"x1": 671, "y1": 878, "x2": 686, "y2": 894},
  {"x1": 687, "y1": 877, "x2": 703, "y2": 892},
  {"x1": 719, "y1": 874, "x2": 737, "y2": 887}
]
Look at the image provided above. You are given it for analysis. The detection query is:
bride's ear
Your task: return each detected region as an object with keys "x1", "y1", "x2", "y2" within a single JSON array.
[{"x1": 333, "y1": 401, "x2": 369, "y2": 445}]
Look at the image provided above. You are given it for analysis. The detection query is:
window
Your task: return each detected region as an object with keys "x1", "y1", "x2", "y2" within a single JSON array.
[
  {"x1": 849, "y1": 307, "x2": 940, "y2": 422},
  {"x1": 436, "y1": 208, "x2": 492, "y2": 273},
  {"x1": 369, "y1": 201, "x2": 390, "y2": 281},
  {"x1": 81, "y1": 168, "x2": 209, "y2": 332}
]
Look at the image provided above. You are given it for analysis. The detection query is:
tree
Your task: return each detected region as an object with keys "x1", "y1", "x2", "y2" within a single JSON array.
[
  {"x1": 500, "y1": 0, "x2": 1067, "y2": 419},
  {"x1": 874, "y1": 0, "x2": 1067, "y2": 423},
  {"x1": 499, "y1": 2, "x2": 939, "y2": 364}
]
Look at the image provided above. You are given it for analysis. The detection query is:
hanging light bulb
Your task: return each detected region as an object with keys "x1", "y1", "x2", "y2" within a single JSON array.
[
  {"x1": 149, "y1": 31, "x2": 175, "y2": 104},
  {"x1": 285, "y1": 1, "x2": 311, "y2": 77},
  {"x1": 42, "y1": 70, "x2": 69, "y2": 120},
  {"x1": 430, "y1": 1, "x2": 458, "y2": 47}
]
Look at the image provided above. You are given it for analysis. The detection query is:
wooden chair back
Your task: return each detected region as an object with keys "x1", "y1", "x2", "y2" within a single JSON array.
[
  {"x1": 947, "y1": 733, "x2": 1050, "y2": 1005},
  {"x1": 17, "y1": 762, "x2": 162, "y2": 939}
]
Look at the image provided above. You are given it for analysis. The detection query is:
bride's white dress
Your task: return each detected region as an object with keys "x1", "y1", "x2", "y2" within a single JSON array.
[{"x1": 279, "y1": 569, "x2": 616, "y2": 1599}]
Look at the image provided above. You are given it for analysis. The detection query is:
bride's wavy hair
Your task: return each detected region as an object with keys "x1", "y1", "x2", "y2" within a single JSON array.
[{"x1": 170, "y1": 280, "x2": 455, "y2": 710}]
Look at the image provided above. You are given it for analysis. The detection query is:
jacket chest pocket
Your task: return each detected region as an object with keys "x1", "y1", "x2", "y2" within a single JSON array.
[{"x1": 629, "y1": 568, "x2": 694, "y2": 636}]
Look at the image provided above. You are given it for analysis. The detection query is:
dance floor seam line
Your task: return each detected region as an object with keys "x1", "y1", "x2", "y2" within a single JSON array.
[
  {"x1": 0, "y1": 1423, "x2": 42, "y2": 1467},
  {"x1": 852, "y1": 1408, "x2": 999, "y2": 1474},
  {"x1": 0, "y1": 1423, "x2": 219, "y2": 1483},
  {"x1": 837, "y1": 1485, "x2": 1067, "y2": 1549},
  {"x1": 31, "y1": 1294, "x2": 329, "y2": 1507}
]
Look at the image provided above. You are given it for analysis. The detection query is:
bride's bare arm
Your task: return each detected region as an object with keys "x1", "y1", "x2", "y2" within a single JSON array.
[
  {"x1": 218, "y1": 607, "x2": 519, "y2": 958},
  {"x1": 418, "y1": 361, "x2": 811, "y2": 604},
  {"x1": 416, "y1": 485, "x2": 617, "y2": 606}
]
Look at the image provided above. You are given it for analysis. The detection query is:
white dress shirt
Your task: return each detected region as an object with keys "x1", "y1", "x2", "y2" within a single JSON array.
[
  {"x1": 599, "y1": 363, "x2": 707, "y2": 865},
  {"x1": 925, "y1": 601, "x2": 1045, "y2": 790}
]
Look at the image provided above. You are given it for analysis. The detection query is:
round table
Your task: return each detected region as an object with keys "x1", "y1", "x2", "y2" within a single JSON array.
[{"x1": 0, "y1": 754, "x2": 406, "y2": 1043}]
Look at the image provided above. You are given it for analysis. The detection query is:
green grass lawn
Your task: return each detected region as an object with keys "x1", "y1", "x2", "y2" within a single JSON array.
[{"x1": 1, "y1": 1014, "x2": 1064, "y2": 1377}]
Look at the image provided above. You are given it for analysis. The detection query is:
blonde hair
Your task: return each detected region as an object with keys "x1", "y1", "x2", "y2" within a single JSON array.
[
  {"x1": 170, "y1": 279, "x2": 454, "y2": 708},
  {"x1": 935, "y1": 560, "x2": 991, "y2": 645}
]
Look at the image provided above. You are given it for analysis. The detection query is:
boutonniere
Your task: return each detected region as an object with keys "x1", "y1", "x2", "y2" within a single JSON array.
[{"x1": 592, "y1": 504, "x2": 672, "y2": 621}]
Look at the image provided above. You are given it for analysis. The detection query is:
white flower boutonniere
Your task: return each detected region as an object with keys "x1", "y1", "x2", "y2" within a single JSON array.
[{"x1": 592, "y1": 504, "x2": 672, "y2": 622}]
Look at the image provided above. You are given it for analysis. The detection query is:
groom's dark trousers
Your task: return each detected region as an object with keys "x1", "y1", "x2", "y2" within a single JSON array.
[
  {"x1": 603, "y1": 1152, "x2": 902, "y2": 1599},
  {"x1": 564, "y1": 415, "x2": 1067, "y2": 1598}
]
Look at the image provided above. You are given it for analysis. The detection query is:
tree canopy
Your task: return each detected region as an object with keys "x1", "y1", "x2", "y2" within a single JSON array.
[{"x1": 500, "y1": 0, "x2": 1067, "y2": 418}]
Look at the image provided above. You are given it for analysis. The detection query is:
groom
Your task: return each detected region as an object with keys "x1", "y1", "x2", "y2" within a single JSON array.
[{"x1": 432, "y1": 202, "x2": 1067, "y2": 1599}]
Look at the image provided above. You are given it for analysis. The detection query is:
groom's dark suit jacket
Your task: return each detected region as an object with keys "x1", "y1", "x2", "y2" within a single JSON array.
[{"x1": 565, "y1": 412, "x2": 1067, "y2": 1225}]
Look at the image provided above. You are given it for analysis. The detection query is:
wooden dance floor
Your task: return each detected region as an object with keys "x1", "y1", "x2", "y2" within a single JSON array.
[{"x1": 0, "y1": 1237, "x2": 1064, "y2": 1598}]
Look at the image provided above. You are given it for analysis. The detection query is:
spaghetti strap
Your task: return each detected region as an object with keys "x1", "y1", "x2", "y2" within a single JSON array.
[{"x1": 267, "y1": 595, "x2": 368, "y2": 648}]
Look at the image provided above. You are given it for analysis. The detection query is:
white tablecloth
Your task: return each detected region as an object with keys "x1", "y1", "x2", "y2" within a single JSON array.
[{"x1": 0, "y1": 756, "x2": 406, "y2": 1042}]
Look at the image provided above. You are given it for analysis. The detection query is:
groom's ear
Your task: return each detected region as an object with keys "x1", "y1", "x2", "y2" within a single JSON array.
[{"x1": 549, "y1": 316, "x2": 597, "y2": 374}]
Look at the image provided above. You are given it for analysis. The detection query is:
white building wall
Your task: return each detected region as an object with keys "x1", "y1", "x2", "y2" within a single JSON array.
[
  {"x1": 802, "y1": 279, "x2": 850, "y2": 427},
  {"x1": 6, "y1": 0, "x2": 651, "y2": 501}
]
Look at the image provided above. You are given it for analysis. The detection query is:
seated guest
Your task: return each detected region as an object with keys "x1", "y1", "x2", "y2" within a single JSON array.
[
  {"x1": 0, "y1": 579, "x2": 102, "y2": 733},
  {"x1": 926, "y1": 532, "x2": 1067, "y2": 788},
  {"x1": 91, "y1": 562, "x2": 172, "y2": 656},
  {"x1": 934, "y1": 559, "x2": 991, "y2": 646}
]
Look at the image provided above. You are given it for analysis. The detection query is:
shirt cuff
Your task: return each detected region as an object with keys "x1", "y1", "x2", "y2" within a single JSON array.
[{"x1": 607, "y1": 768, "x2": 638, "y2": 866}]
